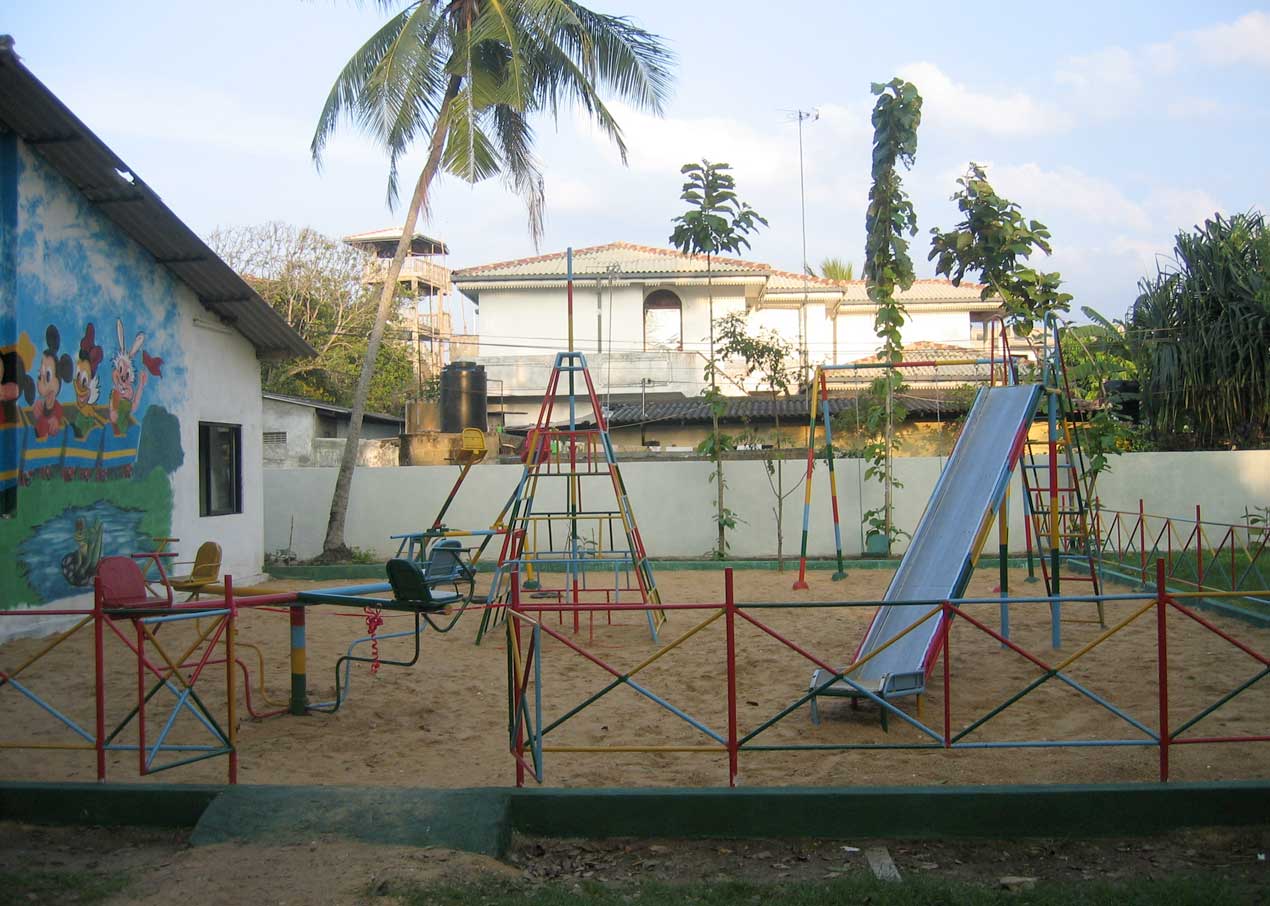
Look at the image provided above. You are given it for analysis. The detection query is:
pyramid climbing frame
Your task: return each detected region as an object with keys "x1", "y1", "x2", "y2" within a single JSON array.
[{"x1": 476, "y1": 351, "x2": 666, "y2": 642}]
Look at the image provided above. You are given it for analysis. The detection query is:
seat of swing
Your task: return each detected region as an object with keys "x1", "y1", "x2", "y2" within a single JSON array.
[
  {"x1": 96, "y1": 554, "x2": 174, "y2": 610},
  {"x1": 386, "y1": 537, "x2": 476, "y2": 614}
]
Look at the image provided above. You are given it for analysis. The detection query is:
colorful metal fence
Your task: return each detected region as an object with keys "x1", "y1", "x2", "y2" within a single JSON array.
[
  {"x1": 1094, "y1": 500, "x2": 1269, "y2": 612},
  {"x1": 506, "y1": 563, "x2": 1269, "y2": 787}
]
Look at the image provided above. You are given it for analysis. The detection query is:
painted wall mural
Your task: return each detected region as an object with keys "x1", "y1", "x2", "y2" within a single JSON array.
[{"x1": 1, "y1": 137, "x2": 187, "y2": 609}]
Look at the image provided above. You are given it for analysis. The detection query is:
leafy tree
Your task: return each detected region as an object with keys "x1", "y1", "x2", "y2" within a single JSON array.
[
  {"x1": 1128, "y1": 211, "x2": 1269, "y2": 448},
  {"x1": 311, "y1": 0, "x2": 674, "y2": 558},
  {"x1": 814, "y1": 257, "x2": 855, "y2": 281},
  {"x1": 669, "y1": 159, "x2": 767, "y2": 557},
  {"x1": 929, "y1": 163, "x2": 1072, "y2": 336},
  {"x1": 715, "y1": 312, "x2": 799, "y2": 568},
  {"x1": 210, "y1": 223, "x2": 415, "y2": 414},
  {"x1": 861, "y1": 77, "x2": 922, "y2": 553}
]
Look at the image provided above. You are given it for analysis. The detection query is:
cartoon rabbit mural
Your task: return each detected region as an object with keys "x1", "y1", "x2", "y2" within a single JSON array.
[{"x1": 109, "y1": 318, "x2": 162, "y2": 437}]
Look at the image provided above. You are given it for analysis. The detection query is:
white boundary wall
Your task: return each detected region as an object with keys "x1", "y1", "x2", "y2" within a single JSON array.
[{"x1": 264, "y1": 451, "x2": 1270, "y2": 562}]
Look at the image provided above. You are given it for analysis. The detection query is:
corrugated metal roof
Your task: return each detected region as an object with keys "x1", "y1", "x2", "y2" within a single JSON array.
[
  {"x1": 343, "y1": 227, "x2": 449, "y2": 256},
  {"x1": 0, "y1": 39, "x2": 313, "y2": 360},
  {"x1": 262, "y1": 391, "x2": 402, "y2": 425},
  {"x1": 585, "y1": 392, "x2": 976, "y2": 428}
]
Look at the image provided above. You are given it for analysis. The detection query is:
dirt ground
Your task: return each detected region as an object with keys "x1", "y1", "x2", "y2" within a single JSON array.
[
  {"x1": 1, "y1": 567, "x2": 1267, "y2": 788},
  {"x1": 1, "y1": 821, "x2": 1267, "y2": 904}
]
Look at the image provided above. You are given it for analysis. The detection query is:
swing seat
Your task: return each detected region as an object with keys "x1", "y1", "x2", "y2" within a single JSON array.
[
  {"x1": 168, "y1": 541, "x2": 222, "y2": 594},
  {"x1": 96, "y1": 555, "x2": 173, "y2": 610},
  {"x1": 387, "y1": 538, "x2": 475, "y2": 613}
]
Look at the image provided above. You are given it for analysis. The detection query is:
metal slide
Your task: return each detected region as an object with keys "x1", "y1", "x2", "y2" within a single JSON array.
[{"x1": 817, "y1": 383, "x2": 1042, "y2": 703}]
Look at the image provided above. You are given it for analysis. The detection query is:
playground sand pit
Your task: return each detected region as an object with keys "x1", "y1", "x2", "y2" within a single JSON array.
[{"x1": 1, "y1": 567, "x2": 1267, "y2": 788}]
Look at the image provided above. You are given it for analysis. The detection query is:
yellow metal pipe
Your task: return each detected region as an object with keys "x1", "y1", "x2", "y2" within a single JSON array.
[
  {"x1": 2, "y1": 616, "x2": 92, "y2": 684},
  {"x1": 626, "y1": 610, "x2": 724, "y2": 679},
  {"x1": 1052, "y1": 600, "x2": 1154, "y2": 673},
  {"x1": 842, "y1": 604, "x2": 944, "y2": 677},
  {"x1": 542, "y1": 745, "x2": 725, "y2": 753}
]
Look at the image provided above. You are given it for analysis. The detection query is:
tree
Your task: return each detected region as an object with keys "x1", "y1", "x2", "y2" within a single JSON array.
[
  {"x1": 929, "y1": 163, "x2": 1072, "y2": 337},
  {"x1": 1128, "y1": 211, "x2": 1269, "y2": 448},
  {"x1": 668, "y1": 159, "x2": 767, "y2": 557},
  {"x1": 813, "y1": 257, "x2": 854, "y2": 282},
  {"x1": 715, "y1": 312, "x2": 799, "y2": 568},
  {"x1": 210, "y1": 223, "x2": 415, "y2": 414},
  {"x1": 311, "y1": 1, "x2": 674, "y2": 559},
  {"x1": 861, "y1": 78, "x2": 922, "y2": 553}
]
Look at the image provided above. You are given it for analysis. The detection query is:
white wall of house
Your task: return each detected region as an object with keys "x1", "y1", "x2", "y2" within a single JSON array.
[
  {"x1": 2, "y1": 137, "x2": 266, "y2": 640},
  {"x1": 263, "y1": 398, "x2": 318, "y2": 465}
]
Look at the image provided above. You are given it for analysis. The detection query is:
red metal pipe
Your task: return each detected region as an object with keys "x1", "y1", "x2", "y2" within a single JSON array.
[
  {"x1": 941, "y1": 601, "x2": 951, "y2": 748},
  {"x1": 1166, "y1": 599, "x2": 1269, "y2": 666},
  {"x1": 1170, "y1": 736, "x2": 1270, "y2": 745},
  {"x1": 511, "y1": 571, "x2": 525, "y2": 788},
  {"x1": 1156, "y1": 559, "x2": 1169, "y2": 782},
  {"x1": 724, "y1": 569, "x2": 738, "y2": 788},
  {"x1": 136, "y1": 620, "x2": 147, "y2": 776},
  {"x1": 93, "y1": 576, "x2": 105, "y2": 781},
  {"x1": 944, "y1": 605, "x2": 1054, "y2": 673},
  {"x1": 736, "y1": 610, "x2": 837, "y2": 677}
]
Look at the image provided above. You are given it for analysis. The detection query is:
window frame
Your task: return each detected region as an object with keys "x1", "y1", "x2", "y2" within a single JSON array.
[
  {"x1": 642, "y1": 289, "x2": 684, "y2": 352},
  {"x1": 198, "y1": 421, "x2": 243, "y2": 517}
]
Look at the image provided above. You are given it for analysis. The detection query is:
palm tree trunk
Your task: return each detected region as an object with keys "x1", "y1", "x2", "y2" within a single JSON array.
[{"x1": 320, "y1": 75, "x2": 462, "y2": 558}]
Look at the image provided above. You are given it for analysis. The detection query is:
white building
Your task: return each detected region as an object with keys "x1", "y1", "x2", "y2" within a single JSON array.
[
  {"x1": 0, "y1": 40, "x2": 311, "y2": 638},
  {"x1": 452, "y1": 242, "x2": 1000, "y2": 427}
]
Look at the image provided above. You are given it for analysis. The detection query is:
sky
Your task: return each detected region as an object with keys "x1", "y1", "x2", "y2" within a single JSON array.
[{"x1": 7, "y1": 1, "x2": 1270, "y2": 326}]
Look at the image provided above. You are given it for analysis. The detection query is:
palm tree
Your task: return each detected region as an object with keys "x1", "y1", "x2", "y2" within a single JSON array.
[
  {"x1": 311, "y1": 0, "x2": 674, "y2": 558},
  {"x1": 815, "y1": 257, "x2": 854, "y2": 282}
]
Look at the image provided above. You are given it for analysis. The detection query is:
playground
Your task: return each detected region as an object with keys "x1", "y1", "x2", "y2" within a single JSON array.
[{"x1": 1, "y1": 563, "x2": 1266, "y2": 789}]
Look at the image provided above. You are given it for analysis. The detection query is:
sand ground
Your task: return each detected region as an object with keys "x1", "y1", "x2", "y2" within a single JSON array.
[{"x1": 1, "y1": 567, "x2": 1267, "y2": 788}]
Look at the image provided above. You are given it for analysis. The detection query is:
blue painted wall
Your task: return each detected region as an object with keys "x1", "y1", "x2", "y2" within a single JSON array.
[{"x1": 0, "y1": 139, "x2": 188, "y2": 606}]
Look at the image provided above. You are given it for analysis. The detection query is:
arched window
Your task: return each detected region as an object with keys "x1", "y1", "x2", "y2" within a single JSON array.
[{"x1": 643, "y1": 289, "x2": 683, "y2": 351}]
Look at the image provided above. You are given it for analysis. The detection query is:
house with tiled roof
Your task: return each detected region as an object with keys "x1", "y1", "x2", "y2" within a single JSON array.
[{"x1": 451, "y1": 242, "x2": 1001, "y2": 429}]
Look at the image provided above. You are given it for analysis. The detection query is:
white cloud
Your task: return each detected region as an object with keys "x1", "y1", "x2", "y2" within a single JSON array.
[
  {"x1": 988, "y1": 163, "x2": 1151, "y2": 232},
  {"x1": 897, "y1": 62, "x2": 1073, "y2": 136},
  {"x1": 1165, "y1": 97, "x2": 1224, "y2": 119},
  {"x1": 1145, "y1": 188, "x2": 1222, "y2": 232},
  {"x1": 1189, "y1": 11, "x2": 1270, "y2": 67}
]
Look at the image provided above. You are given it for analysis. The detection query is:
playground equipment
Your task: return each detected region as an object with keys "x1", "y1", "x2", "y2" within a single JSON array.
[
  {"x1": 167, "y1": 541, "x2": 222, "y2": 600},
  {"x1": 807, "y1": 382, "x2": 1040, "y2": 723},
  {"x1": 475, "y1": 346, "x2": 665, "y2": 643}
]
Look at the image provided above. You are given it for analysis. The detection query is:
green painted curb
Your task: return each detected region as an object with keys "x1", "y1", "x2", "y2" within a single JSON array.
[
  {"x1": 509, "y1": 782, "x2": 1270, "y2": 840},
  {"x1": 191, "y1": 785, "x2": 510, "y2": 856},
  {"x1": 0, "y1": 781, "x2": 220, "y2": 828},
  {"x1": 6, "y1": 781, "x2": 1268, "y2": 848}
]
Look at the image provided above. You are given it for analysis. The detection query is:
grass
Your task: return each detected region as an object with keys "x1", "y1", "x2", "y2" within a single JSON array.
[
  {"x1": 0, "y1": 869, "x2": 130, "y2": 905},
  {"x1": 385, "y1": 874, "x2": 1259, "y2": 906}
]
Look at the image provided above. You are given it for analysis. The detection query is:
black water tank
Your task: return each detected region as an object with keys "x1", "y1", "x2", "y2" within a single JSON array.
[{"x1": 440, "y1": 361, "x2": 488, "y2": 433}]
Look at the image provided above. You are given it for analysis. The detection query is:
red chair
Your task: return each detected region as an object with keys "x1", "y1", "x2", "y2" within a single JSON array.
[{"x1": 95, "y1": 554, "x2": 174, "y2": 609}]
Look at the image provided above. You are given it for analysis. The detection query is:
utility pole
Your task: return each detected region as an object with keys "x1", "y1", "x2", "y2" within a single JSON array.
[{"x1": 793, "y1": 109, "x2": 818, "y2": 387}]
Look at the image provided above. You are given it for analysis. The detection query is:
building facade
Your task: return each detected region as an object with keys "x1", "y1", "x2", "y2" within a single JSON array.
[
  {"x1": 453, "y1": 242, "x2": 1001, "y2": 428},
  {"x1": 0, "y1": 41, "x2": 310, "y2": 636}
]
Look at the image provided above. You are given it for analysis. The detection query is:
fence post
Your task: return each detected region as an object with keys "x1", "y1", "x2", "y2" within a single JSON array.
[
  {"x1": 1139, "y1": 499, "x2": 1147, "y2": 584},
  {"x1": 942, "y1": 601, "x2": 952, "y2": 749},
  {"x1": 1195, "y1": 504, "x2": 1203, "y2": 587},
  {"x1": 225, "y1": 574, "x2": 238, "y2": 785},
  {"x1": 1155, "y1": 558, "x2": 1169, "y2": 783},
  {"x1": 93, "y1": 575, "x2": 106, "y2": 782},
  {"x1": 724, "y1": 568, "x2": 738, "y2": 788},
  {"x1": 511, "y1": 569, "x2": 525, "y2": 788}
]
